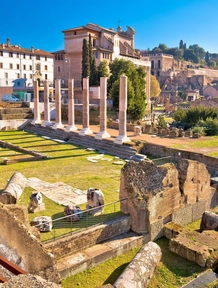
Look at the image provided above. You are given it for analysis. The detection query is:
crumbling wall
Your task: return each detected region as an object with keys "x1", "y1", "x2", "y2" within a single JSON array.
[
  {"x1": 0, "y1": 203, "x2": 60, "y2": 283},
  {"x1": 120, "y1": 158, "x2": 217, "y2": 240}
]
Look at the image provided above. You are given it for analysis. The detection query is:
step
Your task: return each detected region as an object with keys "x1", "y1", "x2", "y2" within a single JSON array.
[{"x1": 57, "y1": 231, "x2": 148, "y2": 280}]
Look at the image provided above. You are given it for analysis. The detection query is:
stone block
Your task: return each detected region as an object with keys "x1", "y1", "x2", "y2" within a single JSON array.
[
  {"x1": 172, "y1": 205, "x2": 193, "y2": 225},
  {"x1": 150, "y1": 219, "x2": 164, "y2": 241}
]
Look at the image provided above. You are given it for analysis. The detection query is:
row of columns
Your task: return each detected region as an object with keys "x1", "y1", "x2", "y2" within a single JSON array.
[{"x1": 31, "y1": 76, "x2": 130, "y2": 144}]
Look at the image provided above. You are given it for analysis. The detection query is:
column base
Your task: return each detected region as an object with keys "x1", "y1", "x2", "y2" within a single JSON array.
[
  {"x1": 42, "y1": 121, "x2": 53, "y2": 127},
  {"x1": 95, "y1": 131, "x2": 111, "y2": 140},
  {"x1": 114, "y1": 135, "x2": 131, "y2": 145},
  {"x1": 79, "y1": 127, "x2": 93, "y2": 136},
  {"x1": 31, "y1": 119, "x2": 42, "y2": 125},
  {"x1": 52, "y1": 122, "x2": 64, "y2": 129},
  {"x1": 65, "y1": 125, "x2": 77, "y2": 132}
]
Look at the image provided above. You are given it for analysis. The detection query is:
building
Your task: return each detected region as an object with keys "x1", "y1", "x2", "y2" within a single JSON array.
[
  {"x1": 52, "y1": 23, "x2": 151, "y2": 107},
  {"x1": 0, "y1": 38, "x2": 54, "y2": 99},
  {"x1": 202, "y1": 84, "x2": 218, "y2": 99}
]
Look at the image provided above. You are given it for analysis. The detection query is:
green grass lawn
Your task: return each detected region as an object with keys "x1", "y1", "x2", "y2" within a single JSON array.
[{"x1": 0, "y1": 130, "x2": 213, "y2": 287}]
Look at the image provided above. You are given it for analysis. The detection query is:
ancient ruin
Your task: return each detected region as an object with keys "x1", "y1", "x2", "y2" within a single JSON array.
[
  {"x1": 120, "y1": 158, "x2": 217, "y2": 239},
  {"x1": 86, "y1": 188, "x2": 105, "y2": 215}
]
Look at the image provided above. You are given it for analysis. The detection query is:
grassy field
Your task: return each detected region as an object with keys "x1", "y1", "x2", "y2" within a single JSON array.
[{"x1": 0, "y1": 130, "x2": 215, "y2": 287}]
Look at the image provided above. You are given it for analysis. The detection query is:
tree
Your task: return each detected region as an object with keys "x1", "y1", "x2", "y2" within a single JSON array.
[
  {"x1": 150, "y1": 75, "x2": 161, "y2": 98},
  {"x1": 108, "y1": 59, "x2": 146, "y2": 120},
  {"x1": 158, "y1": 43, "x2": 168, "y2": 52},
  {"x1": 179, "y1": 40, "x2": 184, "y2": 50},
  {"x1": 82, "y1": 39, "x2": 90, "y2": 81},
  {"x1": 97, "y1": 60, "x2": 109, "y2": 79},
  {"x1": 205, "y1": 51, "x2": 210, "y2": 64},
  {"x1": 88, "y1": 34, "x2": 98, "y2": 86}
]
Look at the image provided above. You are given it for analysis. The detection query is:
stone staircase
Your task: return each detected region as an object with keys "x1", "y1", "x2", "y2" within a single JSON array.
[
  {"x1": 23, "y1": 123, "x2": 138, "y2": 159},
  {"x1": 0, "y1": 102, "x2": 33, "y2": 120}
]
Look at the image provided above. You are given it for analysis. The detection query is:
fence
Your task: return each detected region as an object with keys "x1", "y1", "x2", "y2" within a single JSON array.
[{"x1": 34, "y1": 198, "x2": 127, "y2": 243}]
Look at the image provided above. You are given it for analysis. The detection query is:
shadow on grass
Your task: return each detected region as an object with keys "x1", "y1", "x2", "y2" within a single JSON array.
[
  {"x1": 103, "y1": 263, "x2": 128, "y2": 285},
  {"x1": 156, "y1": 237, "x2": 205, "y2": 278}
]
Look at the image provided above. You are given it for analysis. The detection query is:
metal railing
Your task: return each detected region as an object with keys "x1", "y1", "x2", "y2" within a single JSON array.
[
  {"x1": 152, "y1": 156, "x2": 173, "y2": 166},
  {"x1": 34, "y1": 198, "x2": 127, "y2": 243}
]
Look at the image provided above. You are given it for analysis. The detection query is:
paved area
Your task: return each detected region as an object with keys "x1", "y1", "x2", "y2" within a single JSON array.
[
  {"x1": 182, "y1": 271, "x2": 218, "y2": 288},
  {"x1": 27, "y1": 177, "x2": 87, "y2": 206}
]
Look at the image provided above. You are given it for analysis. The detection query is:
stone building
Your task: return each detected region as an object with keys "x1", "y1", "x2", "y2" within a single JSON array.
[
  {"x1": 0, "y1": 38, "x2": 54, "y2": 100},
  {"x1": 52, "y1": 23, "x2": 151, "y2": 107}
]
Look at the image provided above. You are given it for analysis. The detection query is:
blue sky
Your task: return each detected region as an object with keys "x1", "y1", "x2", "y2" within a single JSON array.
[{"x1": 1, "y1": 0, "x2": 217, "y2": 54}]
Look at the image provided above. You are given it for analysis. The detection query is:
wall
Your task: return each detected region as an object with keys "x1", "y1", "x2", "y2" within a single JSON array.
[
  {"x1": 44, "y1": 216, "x2": 131, "y2": 259},
  {"x1": 140, "y1": 142, "x2": 218, "y2": 176},
  {"x1": 0, "y1": 203, "x2": 60, "y2": 283}
]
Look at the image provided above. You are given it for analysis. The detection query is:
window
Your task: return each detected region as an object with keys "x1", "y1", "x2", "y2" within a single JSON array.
[
  {"x1": 10, "y1": 63, "x2": 13, "y2": 69},
  {"x1": 17, "y1": 64, "x2": 20, "y2": 69},
  {"x1": 30, "y1": 74, "x2": 33, "y2": 79},
  {"x1": 23, "y1": 64, "x2": 26, "y2": 70},
  {"x1": 5, "y1": 73, "x2": 8, "y2": 78},
  {"x1": 58, "y1": 55, "x2": 60, "y2": 60},
  {"x1": 9, "y1": 52, "x2": 13, "y2": 57},
  {"x1": 158, "y1": 60, "x2": 161, "y2": 69},
  {"x1": 0, "y1": 51, "x2": 3, "y2": 56},
  {"x1": 93, "y1": 39, "x2": 96, "y2": 47},
  {"x1": 95, "y1": 52, "x2": 98, "y2": 59},
  {"x1": 6, "y1": 81, "x2": 8, "y2": 85},
  {"x1": 36, "y1": 55, "x2": 40, "y2": 60},
  {"x1": 55, "y1": 55, "x2": 57, "y2": 60},
  {"x1": 74, "y1": 31, "x2": 76, "y2": 35},
  {"x1": 29, "y1": 65, "x2": 32, "y2": 70},
  {"x1": 58, "y1": 66, "x2": 60, "y2": 72},
  {"x1": 17, "y1": 53, "x2": 19, "y2": 58},
  {"x1": 45, "y1": 57, "x2": 47, "y2": 61},
  {"x1": 30, "y1": 55, "x2": 32, "y2": 59},
  {"x1": 36, "y1": 63, "x2": 40, "y2": 71},
  {"x1": 45, "y1": 74, "x2": 47, "y2": 80},
  {"x1": 17, "y1": 73, "x2": 20, "y2": 78},
  {"x1": 0, "y1": 63, "x2": 3, "y2": 68},
  {"x1": 23, "y1": 54, "x2": 26, "y2": 59},
  {"x1": 17, "y1": 81, "x2": 20, "y2": 86},
  {"x1": 45, "y1": 65, "x2": 48, "y2": 70},
  {"x1": 24, "y1": 73, "x2": 26, "y2": 78},
  {"x1": 61, "y1": 55, "x2": 63, "y2": 60},
  {"x1": 151, "y1": 61, "x2": 154, "y2": 69}
]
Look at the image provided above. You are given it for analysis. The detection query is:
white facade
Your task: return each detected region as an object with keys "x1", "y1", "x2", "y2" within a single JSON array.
[{"x1": 0, "y1": 39, "x2": 54, "y2": 88}]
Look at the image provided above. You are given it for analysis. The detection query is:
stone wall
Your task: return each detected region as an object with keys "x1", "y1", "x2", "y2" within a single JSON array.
[
  {"x1": 0, "y1": 203, "x2": 60, "y2": 283},
  {"x1": 44, "y1": 216, "x2": 131, "y2": 259},
  {"x1": 140, "y1": 142, "x2": 218, "y2": 177},
  {"x1": 120, "y1": 158, "x2": 217, "y2": 240}
]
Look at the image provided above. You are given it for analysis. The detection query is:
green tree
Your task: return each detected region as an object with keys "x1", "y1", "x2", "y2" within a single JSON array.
[
  {"x1": 82, "y1": 39, "x2": 90, "y2": 82},
  {"x1": 97, "y1": 60, "x2": 109, "y2": 83},
  {"x1": 88, "y1": 34, "x2": 98, "y2": 86},
  {"x1": 205, "y1": 51, "x2": 210, "y2": 64},
  {"x1": 108, "y1": 59, "x2": 146, "y2": 120},
  {"x1": 150, "y1": 75, "x2": 161, "y2": 98},
  {"x1": 179, "y1": 40, "x2": 184, "y2": 50}
]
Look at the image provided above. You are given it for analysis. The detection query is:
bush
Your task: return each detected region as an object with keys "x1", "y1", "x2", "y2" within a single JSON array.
[{"x1": 191, "y1": 126, "x2": 206, "y2": 136}]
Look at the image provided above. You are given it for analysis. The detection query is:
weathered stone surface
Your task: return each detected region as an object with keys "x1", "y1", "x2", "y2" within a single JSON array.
[
  {"x1": 64, "y1": 205, "x2": 83, "y2": 222},
  {"x1": 169, "y1": 229, "x2": 218, "y2": 267},
  {"x1": 0, "y1": 203, "x2": 60, "y2": 283},
  {"x1": 114, "y1": 241, "x2": 162, "y2": 288},
  {"x1": 200, "y1": 211, "x2": 218, "y2": 232},
  {"x1": 28, "y1": 192, "x2": 45, "y2": 213},
  {"x1": 179, "y1": 159, "x2": 214, "y2": 204},
  {"x1": 120, "y1": 159, "x2": 180, "y2": 233},
  {"x1": 31, "y1": 216, "x2": 52, "y2": 232},
  {"x1": 0, "y1": 172, "x2": 27, "y2": 204},
  {"x1": 86, "y1": 188, "x2": 104, "y2": 215},
  {"x1": 0, "y1": 274, "x2": 61, "y2": 287}
]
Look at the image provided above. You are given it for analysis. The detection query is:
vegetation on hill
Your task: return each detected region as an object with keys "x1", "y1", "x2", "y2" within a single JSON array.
[
  {"x1": 173, "y1": 106, "x2": 218, "y2": 135},
  {"x1": 141, "y1": 40, "x2": 218, "y2": 68}
]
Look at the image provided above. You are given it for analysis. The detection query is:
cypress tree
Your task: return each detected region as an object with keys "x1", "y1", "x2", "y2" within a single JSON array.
[
  {"x1": 88, "y1": 34, "x2": 98, "y2": 85},
  {"x1": 82, "y1": 39, "x2": 90, "y2": 83}
]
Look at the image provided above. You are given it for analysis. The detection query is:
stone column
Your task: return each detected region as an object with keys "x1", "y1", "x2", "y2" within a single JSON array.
[
  {"x1": 114, "y1": 75, "x2": 130, "y2": 144},
  {"x1": 52, "y1": 79, "x2": 64, "y2": 129},
  {"x1": 79, "y1": 77, "x2": 93, "y2": 135},
  {"x1": 42, "y1": 80, "x2": 52, "y2": 127},
  {"x1": 31, "y1": 80, "x2": 41, "y2": 124},
  {"x1": 95, "y1": 77, "x2": 110, "y2": 140},
  {"x1": 65, "y1": 79, "x2": 77, "y2": 132}
]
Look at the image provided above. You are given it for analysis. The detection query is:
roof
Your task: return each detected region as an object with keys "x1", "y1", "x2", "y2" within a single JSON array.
[
  {"x1": 0, "y1": 42, "x2": 53, "y2": 57},
  {"x1": 62, "y1": 23, "x2": 117, "y2": 34}
]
